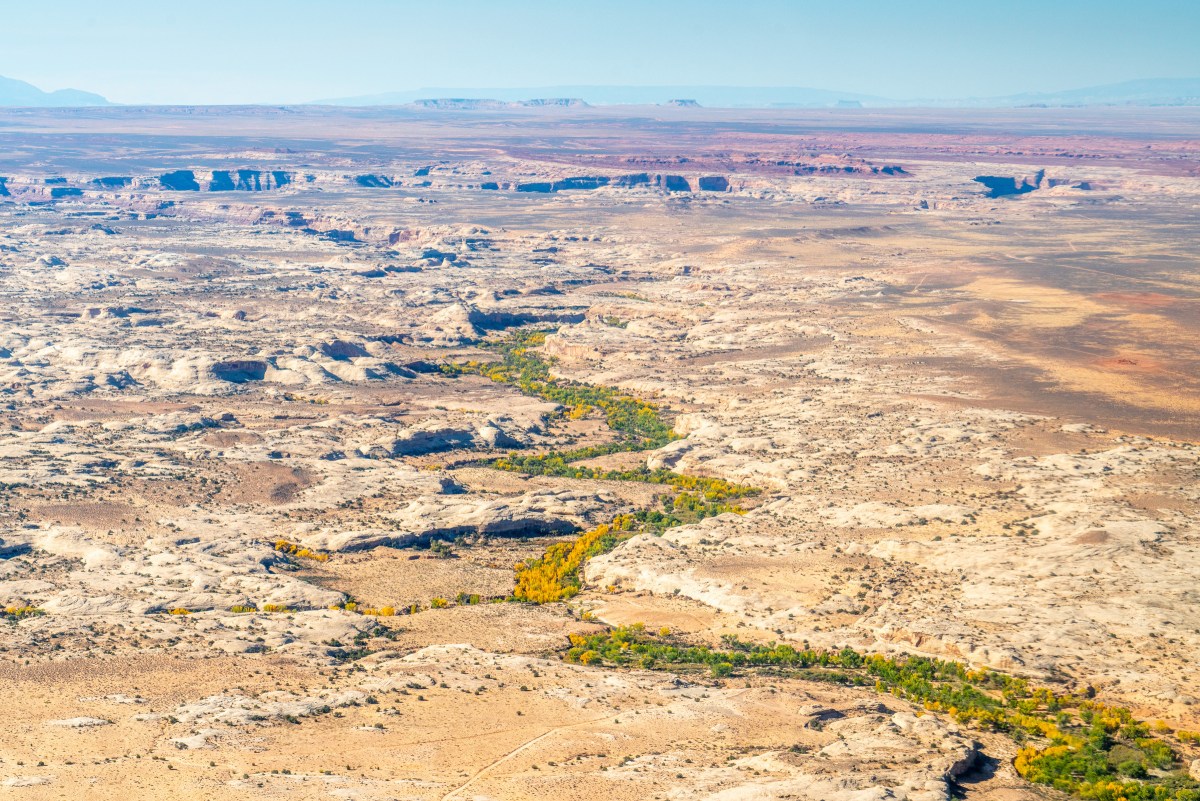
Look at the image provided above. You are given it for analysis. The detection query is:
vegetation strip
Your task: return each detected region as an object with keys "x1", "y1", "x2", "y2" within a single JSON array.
[
  {"x1": 440, "y1": 329, "x2": 676, "y2": 453},
  {"x1": 443, "y1": 327, "x2": 1197, "y2": 800},
  {"x1": 442, "y1": 328, "x2": 758, "y2": 602},
  {"x1": 566, "y1": 626, "x2": 1200, "y2": 801}
]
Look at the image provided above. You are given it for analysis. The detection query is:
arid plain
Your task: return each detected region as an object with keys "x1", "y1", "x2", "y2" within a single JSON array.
[{"x1": 0, "y1": 105, "x2": 1198, "y2": 800}]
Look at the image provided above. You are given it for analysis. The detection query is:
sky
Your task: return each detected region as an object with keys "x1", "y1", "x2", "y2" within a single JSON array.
[{"x1": 3, "y1": 0, "x2": 1199, "y2": 105}]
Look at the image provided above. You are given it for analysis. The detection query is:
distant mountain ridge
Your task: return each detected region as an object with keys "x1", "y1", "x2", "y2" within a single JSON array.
[
  {"x1": 315, "y1": 79, "x2": 1200, "y2": 109},
  {"x1": 0, "y1": 75, "x2": 109, "y2": 107},
  {"x1": 314, "y1": 85, "x2": 885, "y2": 108},
  {"x1": 985, "y1": 77, "x2": 1200, "y2": 108},
  {"x1": 1, "y1": 75, "x2": 1196, "y2": 110}
]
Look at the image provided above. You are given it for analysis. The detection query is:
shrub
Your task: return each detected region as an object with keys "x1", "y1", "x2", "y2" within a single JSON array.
[
  {"x1": 3, "y1": 605, "x2": 45, "y2": 621},
  {"x1": 274, "y1": 539, "x2": 330, "y2": 562}
]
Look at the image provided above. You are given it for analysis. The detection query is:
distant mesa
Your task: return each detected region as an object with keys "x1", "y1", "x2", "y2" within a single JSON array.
[
  {"x1": 313, "y1": 78, "x2": 1200, "y2": 109},
  {"x1": 521, "y1": 98, "x2": 588, "y2": 108},
  {"x1": 995, "y1": 77, "x2": 1200, "y2": 108},
  {"x1": 411, "y1": 99, "x2": 504, "y2": 110},
  {"x1": 409, "y1": 98, "x2": 588, "y2": 110},
  {"x1": 4, "y1": 76, "x2": 1196, "y2": 111},
  {"x1": 0, "y1": 74, "x2": 109, "y2": 107},
  {"x1": 314, "y1": 85, "x2": 885, "y2": 108}
]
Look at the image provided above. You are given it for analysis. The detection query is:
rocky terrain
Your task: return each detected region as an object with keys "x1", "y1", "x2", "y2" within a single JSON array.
[{"x1": 0, "y1": 104, "x2": 1197, "y2": 800}]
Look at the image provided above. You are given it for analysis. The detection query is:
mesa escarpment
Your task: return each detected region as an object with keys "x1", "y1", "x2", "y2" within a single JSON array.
[
  {"x1": 0, "y1": 105, "x2": 1197, "y2": 801},
  {"x1": 973, "y1": 168, "x2": 1094, "y2": 197},
  {"x1": 0, "y1": 166, "x2": 745, "y2": 201}
]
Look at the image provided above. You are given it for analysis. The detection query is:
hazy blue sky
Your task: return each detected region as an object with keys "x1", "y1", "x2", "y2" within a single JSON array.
[{"x1": 3, "y1": 0, "x2": 1198, "y2": 104}]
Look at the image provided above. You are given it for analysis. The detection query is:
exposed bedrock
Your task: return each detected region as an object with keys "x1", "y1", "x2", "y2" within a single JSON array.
[
  {"x1": 210, "y1": 359, "x2": 269, "y2": 383},
  {"x1": 306, "y1": 489, "x2": 605, "y2": 552},
  {"x1": 319, "y1": 339, "x2": 370, "y2": 360},
  {"x1": 373, "y1": 426, "x2": 477, "y2": 457},
  {"x1": 355, "y1": 174, "x2": 395, "y2": 187},
  {"x1": 414, "y1": 302, "x2": 585, "y2": 346},
  {"x1": 91, "y1": 176, "x2": 133, "y2": 188}
]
